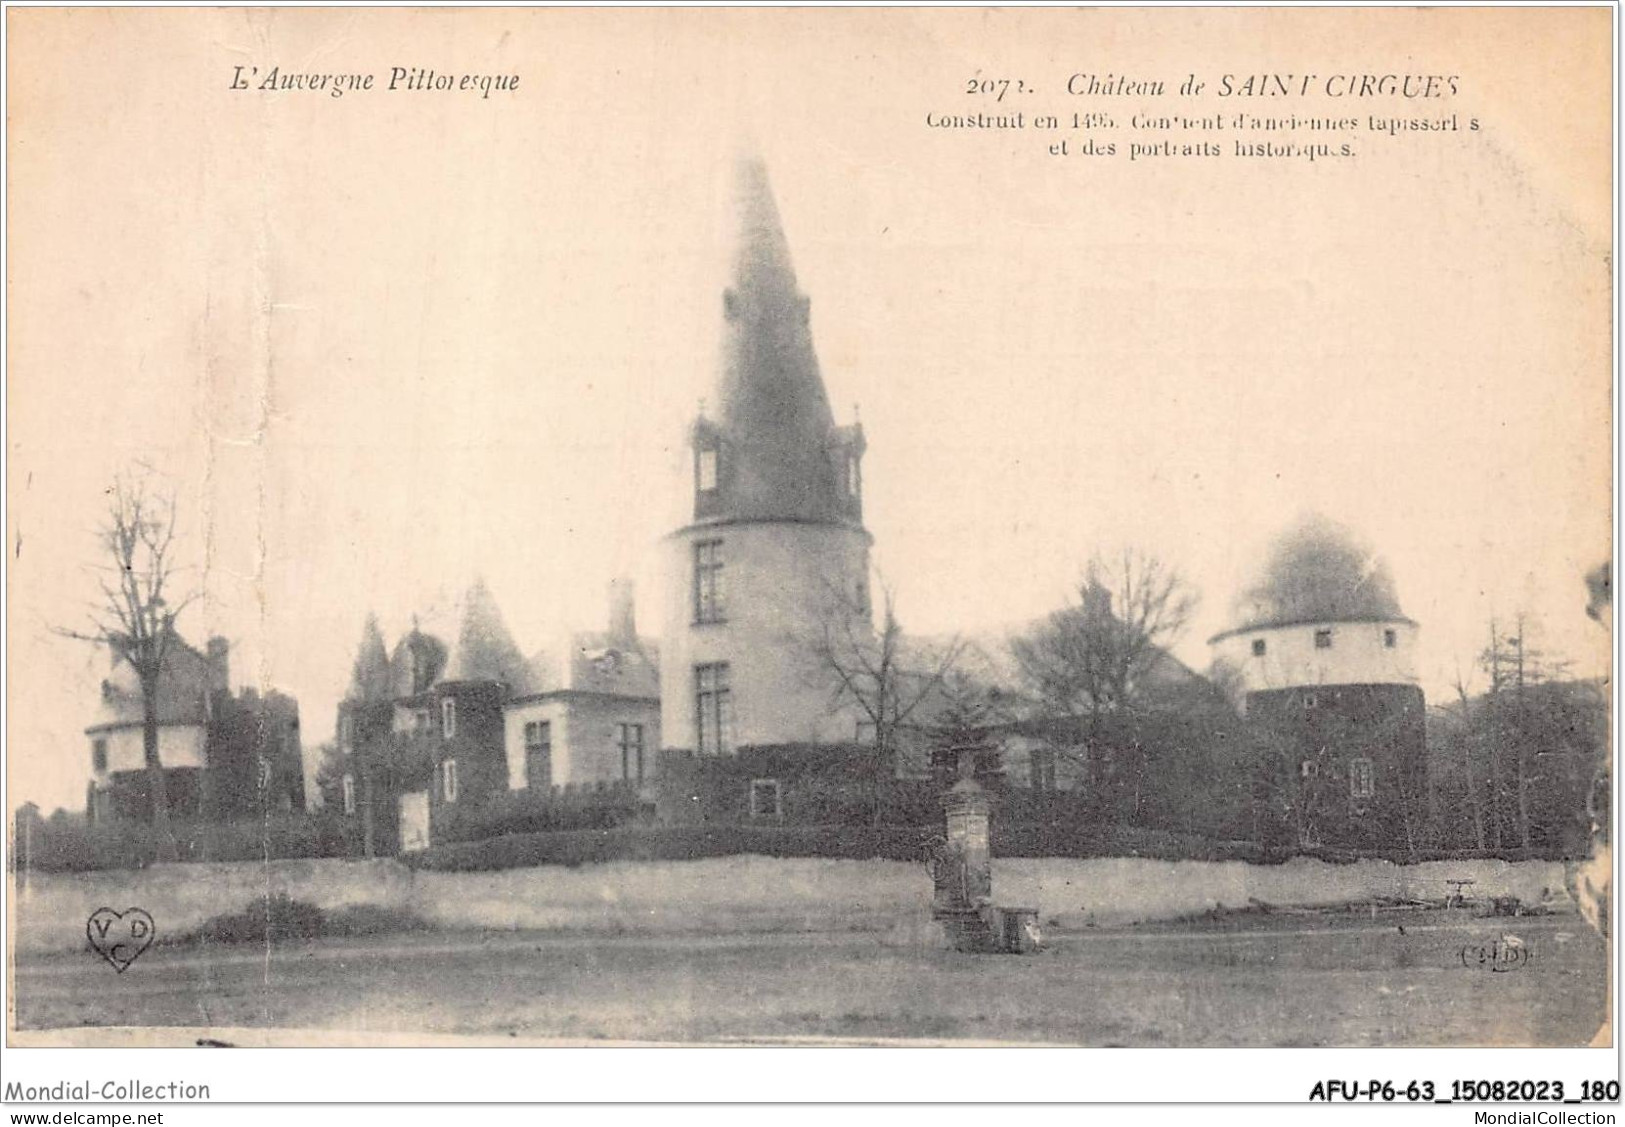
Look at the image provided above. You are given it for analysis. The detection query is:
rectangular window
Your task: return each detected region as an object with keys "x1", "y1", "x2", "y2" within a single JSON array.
[
  {"x1": 523, "y1": 720, "x2": 552, "y2": 790},
  {"x1": 618, "y1": 723, "x2": 646, "y2": 784},
  {"x1": 749, "y1": 778, "x2": 782, "y2": 819},
  {"x1": 1252, "y1": 638, "x2": 1267, "y2": 657},
  {"x1": 696, "y1": 663, "x2": 734, "y2": 755},
  {"x1": 340, "y1": 713, "x2": 354, "y2": 752},
  {"x1": 441, "y1": 697, "x2": 457, "y2": 739},
  {"x1": 694, "y1": 540, "x2": 725, "y2": 623},
  {"x1": 1314, "y1": 628, "x2": 1333, "y2": 650},
  {"x1": 91, "y1": 738, "x2": 108, "y2": 773},
  {"x1": 1384, "y1": 628, "x2": 1397, "y2": 649},
  {"x1": 342, "y1": 774, "x2": 356, "y2": 815},
  {"x1": 1302, "y1": 691, "x2": 1318, "y2": 710},
  {"x1": 441, "y1": 758, "x2": 459, "y2": 803},
  {"x1": 1350, "y1": 757, "x2": 1375, "y2": 801},
  {"x1": 1030, "y1": 748, "x2": 1057, "y2": 792},
  {"x1": 845, "y1": 453, "x2": 861, "y2": 497},
  {"x1": 697, "y1": 448, "x2": 718, "y2": 492},
  {"x1": 1300, "y1": 760, "x2": 1317, "y2": 778},
  {"x1": 414, "y1": 708, "x2": 432, "y2": 734}
]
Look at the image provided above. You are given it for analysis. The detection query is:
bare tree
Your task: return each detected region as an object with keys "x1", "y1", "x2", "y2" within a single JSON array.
[
  {"x1": 1481, "y1": 613, "x2": 1571, "y2": 853},
  {"x1": 1007, "y1": 549, "x2": 1198, "y2": 816},
  {"x1": 799, "y1": 574, "x2": 965, "y2": 822},
  {"x1": 58, "y1": 471, "x2": 197, "y2": 858},
  {"x1": 1010, "y1": 548, "x2": 1198, "y2": 728},
  {"x1": 1451, "y1": 663, "x2": 1488, "y2": 852}
]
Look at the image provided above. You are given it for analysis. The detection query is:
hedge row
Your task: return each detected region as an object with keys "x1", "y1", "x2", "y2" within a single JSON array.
[
  {"x1": 405, "y1": 823, "x2": 937, "y2": 871},
  {"x1": 404, "y1": 821, "x2": 1577, "y2": 873},
  {"x1": 16, "y1": 814, "x2": 1584, "y2": 875},
  {"x1": 430, "y1": 784, "x2": 643, "y2": 844},
  {"x1": 14, "y1": 813, "x2": 361, "y2": 873},
  {"x1": 404, "y1": 822, "x2": 1262, "y2": 872}
]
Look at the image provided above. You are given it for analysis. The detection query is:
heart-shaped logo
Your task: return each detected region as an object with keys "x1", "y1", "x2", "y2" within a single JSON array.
[{"x1": 86, "y1": 907, "x2": 156, "y2": 973}]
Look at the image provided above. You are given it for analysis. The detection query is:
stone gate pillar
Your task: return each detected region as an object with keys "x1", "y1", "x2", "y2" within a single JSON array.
[{"x1": 942, "y1": 774, "x2": 991, "y2": 907}]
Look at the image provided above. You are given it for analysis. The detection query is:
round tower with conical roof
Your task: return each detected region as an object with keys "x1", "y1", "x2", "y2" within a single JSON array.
[
  {"x1": 1211, "y1": 515, "x2": 1427, "y2": 850},
  {"x1": 660, "y1": 156, "x2": 873, "y2": 754}
]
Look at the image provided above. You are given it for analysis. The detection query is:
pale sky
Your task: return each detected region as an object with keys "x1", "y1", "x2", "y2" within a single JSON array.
[{"x1": 7, "y1": 8, "x2": 1612, "y2": 813}]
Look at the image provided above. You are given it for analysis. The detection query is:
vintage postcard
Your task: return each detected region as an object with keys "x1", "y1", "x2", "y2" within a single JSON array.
[{"x1": 3, "y1": 3, "x2": 1616, "y2": 1097}]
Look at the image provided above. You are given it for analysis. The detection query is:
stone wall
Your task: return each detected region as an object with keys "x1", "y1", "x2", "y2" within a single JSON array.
[{"x1": 11, "y1": 853, "x2": 1580, "y2": 955}]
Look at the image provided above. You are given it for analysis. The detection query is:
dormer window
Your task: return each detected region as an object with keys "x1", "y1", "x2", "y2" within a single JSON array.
[{"x1": 698, "y1": 447, "x2": 718, "y2": 493}]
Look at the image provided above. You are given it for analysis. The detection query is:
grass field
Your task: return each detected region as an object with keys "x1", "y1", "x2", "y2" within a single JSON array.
[{"x1": 12, "y1": 909, "x2": 1607, "y2": 1046}]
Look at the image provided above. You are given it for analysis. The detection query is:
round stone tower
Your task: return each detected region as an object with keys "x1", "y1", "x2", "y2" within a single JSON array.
[
  {"x1": 1211, "y1": 515, "x2": 1427, "y2": 849},
  {"x1": 659, "y1": 155, "x2": 872, "y2": 754}
]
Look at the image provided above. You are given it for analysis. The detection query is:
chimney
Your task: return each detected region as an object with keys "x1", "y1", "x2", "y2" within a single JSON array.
[
  {"x1": 608, "y1": 577, "x2": 636, "y2": 645},
  {"x1": 206, "y1": 636, "x2": 231, "y2": 694},
  {"x1": 1082, "y1": 581, "x2": 1112, "y2": 623}
]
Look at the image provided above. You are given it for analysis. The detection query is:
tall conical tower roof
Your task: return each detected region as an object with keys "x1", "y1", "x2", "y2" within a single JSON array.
[
  {"x1": 697, "y1": 154, "x2": 860, "y2": 529},
  {"x1": 437, "y1": 577, "x2": 535, "y2": 692},
  {"x1": 346, "y1": 613, "x2": 392, "y2": 703}
]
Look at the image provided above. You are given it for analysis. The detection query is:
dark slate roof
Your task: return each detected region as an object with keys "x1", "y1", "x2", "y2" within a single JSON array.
[
  {"x1": 699, "y1": 155, "x2": 858, "y2": 529},
  {"x1": 437, "y1": 578, "x2": 536, "y2": 693},
  {"x1": 88, "y1": 633, "x2": 215, "y2": 730},
  {"x1": 346, "y1": 615, "x2": 392, "y2": 703},
  {"x1": 387, "y1": 628, "x2": 447, "y2": 698},
  {"x1": 564, "y1": 631, "x2": 661, "y2": 698},
  {"x1": 513, "y1": 632, "x2": 660, "y2": 701},
  {"x1": 1214, "y1": 514, "x2": 1412, "y2": 641}
]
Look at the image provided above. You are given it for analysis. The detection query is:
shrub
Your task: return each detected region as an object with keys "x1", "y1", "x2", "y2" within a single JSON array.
[
  {"x1": 431, "y1": 783, "x2": 642, "y2": 844},
  {"x1": 176, "y1": 892, "x2": 327, "y2": 945},
  {"x1": 168, "y1": 893, "x2": 430, "y2": 947}
]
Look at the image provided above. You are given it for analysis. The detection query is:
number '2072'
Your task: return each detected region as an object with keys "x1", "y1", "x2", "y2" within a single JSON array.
[{"x1": 966, "y1": 77, "x2": 1028, "y2": 101}]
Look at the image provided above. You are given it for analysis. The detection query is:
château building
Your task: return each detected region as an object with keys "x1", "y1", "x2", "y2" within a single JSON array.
[
  {"x1": 331, "y1": 579, "x2": 659, "y2": 852},
  {"x1": 85, "y1": 634, "x2": 304, "y2": 823},
  {"x1": 659, "y1": 156, "x2": 873, "y2": 756}
]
